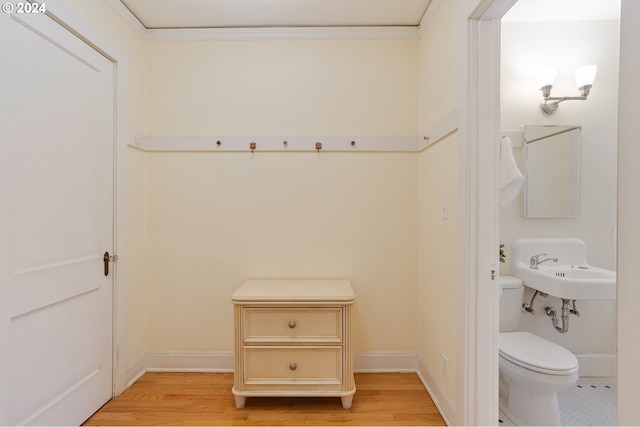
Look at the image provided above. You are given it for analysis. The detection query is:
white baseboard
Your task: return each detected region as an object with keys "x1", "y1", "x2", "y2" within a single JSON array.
[
  {"x1": 416, "y1": 353, "x2": 456, "y2": 426},
  {"x1": 353, "y1": 351, "x2": 418, "y2": 372},
  {"x1": 146, "y1": 351, "x2": 235, "y2": 373},
  {"x1": 575, "y1": 353, "x2": 617, "y2": 377},
  {"x1": 126, "y1": 353, "x2": 147, "y2": 389},
  {"x1": 126, "y1": 350, "x2": 420, "y2": 385}
]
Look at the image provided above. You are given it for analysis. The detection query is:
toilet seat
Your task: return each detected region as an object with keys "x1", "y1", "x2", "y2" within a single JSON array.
[{"x1": 499, "y1": 332, "x2": 578, "y2": 375}]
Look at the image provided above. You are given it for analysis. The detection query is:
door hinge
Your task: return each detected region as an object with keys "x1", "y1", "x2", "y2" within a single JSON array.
[
  {"x1": 103, "y1": 251, "x2": 118, "y2": 276},
  {"x1": 490, "y1": 269, "x2": 497, "y2": 280}
]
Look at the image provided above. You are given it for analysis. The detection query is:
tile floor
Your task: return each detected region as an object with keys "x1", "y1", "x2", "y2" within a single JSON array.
[{"x1": 499, "y1": 377, "x2": 617, "y2": 426}]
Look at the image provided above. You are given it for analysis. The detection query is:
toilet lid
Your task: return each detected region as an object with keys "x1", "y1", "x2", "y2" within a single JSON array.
[{"x1": 499, "y1": 332, "x2": 578, "y2": 375}]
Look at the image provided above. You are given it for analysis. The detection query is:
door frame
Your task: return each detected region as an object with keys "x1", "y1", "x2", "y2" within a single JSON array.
[
  {"x1": 461, "y1": 0, "x2": 640, "y2": 425},
  {"x1": 44, "y1": 0, "x2": 130, "y2": 395},
  {"x1": 457, "y1": 0, "x2": 517, "y2": 425}
]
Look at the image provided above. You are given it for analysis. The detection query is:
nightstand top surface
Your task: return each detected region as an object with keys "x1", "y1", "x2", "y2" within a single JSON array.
[{"x1": 232, "y1": 279, "x2": 354, "y2": 303}]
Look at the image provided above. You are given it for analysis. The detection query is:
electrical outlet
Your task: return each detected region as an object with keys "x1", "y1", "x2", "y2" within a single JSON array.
[
  {"x1": 441, "y1": 198, "x2": 449, "y2": 219},
  {"x1": 442, "y1": 353, "x2": 449, "y2": 379}
]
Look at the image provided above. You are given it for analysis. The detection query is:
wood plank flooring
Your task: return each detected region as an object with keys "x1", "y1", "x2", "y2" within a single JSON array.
[{"x1": 83, "y1": 372, "x2": 446, "y2": 426}]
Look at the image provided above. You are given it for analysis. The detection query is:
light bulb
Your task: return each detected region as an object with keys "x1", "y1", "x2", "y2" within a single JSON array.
[
  {"x1": 575, "y1": 65, "x2": 597, "y2": 88},
  {"x1": 537, "y1": 66, "x2": 556, "y2": 89}
]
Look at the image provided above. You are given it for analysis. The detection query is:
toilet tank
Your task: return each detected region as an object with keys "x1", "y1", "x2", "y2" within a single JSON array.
[{"x1": 499, "y1": 276, "x2": 524, "y2": 332}]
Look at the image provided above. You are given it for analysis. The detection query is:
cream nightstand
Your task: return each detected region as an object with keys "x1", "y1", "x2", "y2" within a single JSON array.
[{"x1": 231, "y1": 279, "x2": 355, "y2": 409}]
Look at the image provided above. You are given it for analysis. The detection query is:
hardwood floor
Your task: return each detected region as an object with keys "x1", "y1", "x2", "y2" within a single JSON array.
[{"x1": 83, "y1": 372, "x2": 446, "y2": 426}]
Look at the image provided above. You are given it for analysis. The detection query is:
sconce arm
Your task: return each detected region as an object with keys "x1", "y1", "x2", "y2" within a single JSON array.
[{"x1": 540, "y1": 95, "x2": 588, "y2": 115}]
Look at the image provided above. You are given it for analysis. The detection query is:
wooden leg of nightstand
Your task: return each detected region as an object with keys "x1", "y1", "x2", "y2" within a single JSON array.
[
  {"x1": 234, "y1": 395, "x2": 246, "y2": 409},
  {"x1": 341, "y1": 395, "x2": 353, "y2": 409}
]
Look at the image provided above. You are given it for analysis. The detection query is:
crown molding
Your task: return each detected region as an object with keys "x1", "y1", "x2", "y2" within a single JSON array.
[
  {"x1": 103, "y1": 0, "x2": 147, "y2": 37},
  {"x1": 102, "y1": 0, "x2": 420, "y2": 41},
  {"x1": 144, "y1": 26, "x2": 420, "y2": 41},
  {"x1": 418, "y1": 0, "x2": 444, "y2": 37}
]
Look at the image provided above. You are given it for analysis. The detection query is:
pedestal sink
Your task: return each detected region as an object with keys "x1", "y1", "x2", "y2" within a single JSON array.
[{"x1": 511, "y1": 238, "x2": 616, "y2": 300}]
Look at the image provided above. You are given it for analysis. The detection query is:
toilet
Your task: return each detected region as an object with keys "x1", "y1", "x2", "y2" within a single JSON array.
[{"x1": 499, "y1": 276, "x2": 579, "y2": 426}]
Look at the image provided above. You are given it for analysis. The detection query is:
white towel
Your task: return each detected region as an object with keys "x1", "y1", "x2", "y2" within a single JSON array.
[{"x1": 499, "y1": 136, "x2": 524, "y2": 208}]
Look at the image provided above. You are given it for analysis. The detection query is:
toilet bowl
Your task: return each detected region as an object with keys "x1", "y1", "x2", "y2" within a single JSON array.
[
  {"x1": 499, "y1": 276, "x2": 579, "y2": 426},
  {"x1": 499, "y1": 331, "x2": 579, "y2": 425}
]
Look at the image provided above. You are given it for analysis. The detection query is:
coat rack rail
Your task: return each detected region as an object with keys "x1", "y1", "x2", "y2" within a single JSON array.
[{"x1": 133, "y1": 135, "x2": 422, "y2": 152}]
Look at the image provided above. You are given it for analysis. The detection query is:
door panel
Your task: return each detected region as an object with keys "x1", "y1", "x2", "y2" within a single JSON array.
[{"x1": 0, "y1": 10, "x2": 114, "y2": 426}]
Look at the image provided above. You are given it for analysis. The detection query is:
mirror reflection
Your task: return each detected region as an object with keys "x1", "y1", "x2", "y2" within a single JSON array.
[{"x1": 524, "y1": 125, "x2": 581, "y2": 218}]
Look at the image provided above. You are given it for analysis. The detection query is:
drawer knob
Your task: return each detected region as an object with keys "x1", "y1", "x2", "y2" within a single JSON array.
[
  {"x1": 288, "y1": 320, "x2": 296, "y2": 329},
  {"x1": 289, "y1": 362, "x2": 297, "y2": 371}
]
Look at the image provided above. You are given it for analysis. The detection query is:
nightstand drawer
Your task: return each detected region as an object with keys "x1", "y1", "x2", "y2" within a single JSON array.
[
  {"x1": 244, "y1": 308, "x2": 342, "y2": 343},
  {"x1": 244, "y1": 346, "x2": 342, "y2": 388}
]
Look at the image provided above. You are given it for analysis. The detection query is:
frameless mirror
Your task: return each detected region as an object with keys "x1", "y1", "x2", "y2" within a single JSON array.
[{"x1": 524, "y1": 125, "x2": 581, "y2": 218}]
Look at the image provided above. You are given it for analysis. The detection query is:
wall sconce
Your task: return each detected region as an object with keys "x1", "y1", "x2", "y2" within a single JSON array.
[{"x1": 538, "y1": 65, "x2": 597, "y2": 115}]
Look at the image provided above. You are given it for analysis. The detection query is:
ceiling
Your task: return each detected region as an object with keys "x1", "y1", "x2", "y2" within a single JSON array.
[
  {"x1": 118, "y1": 0, "x2": 620, "y2": 31},
  {"x1": 119, "y1": 0, "x2": 433, "y2": 29},
  {"x1": 503, "y1": 0, "x2": 620, "y2": 22}
]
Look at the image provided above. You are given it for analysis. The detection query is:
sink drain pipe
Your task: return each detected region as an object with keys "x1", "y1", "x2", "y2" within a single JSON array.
[{"x1": 545, "y1": 299, "x2": 579, "y2": 334}]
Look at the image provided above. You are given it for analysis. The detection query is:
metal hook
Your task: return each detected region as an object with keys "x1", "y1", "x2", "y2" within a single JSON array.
[
  {"x1": 315, "y1": 142, "x2": 322, "y2": 153},
  {"x1": 250, "y1": 142, "x2": 256, "y2": 153}
]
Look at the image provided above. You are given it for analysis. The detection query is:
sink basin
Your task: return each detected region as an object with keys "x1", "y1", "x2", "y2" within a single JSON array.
[{"x1": 511, "y1": 238, "x2": 616, "y2": 300}]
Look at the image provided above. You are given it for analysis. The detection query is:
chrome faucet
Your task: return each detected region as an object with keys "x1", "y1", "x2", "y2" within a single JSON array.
[{"x1": 530, "y1": 253, "x2": 558, "y2": 269}]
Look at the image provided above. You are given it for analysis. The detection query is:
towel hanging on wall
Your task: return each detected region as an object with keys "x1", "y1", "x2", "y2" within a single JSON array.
[{"x1": 499, "y1": 136, "x2": 524, "y2": 208}]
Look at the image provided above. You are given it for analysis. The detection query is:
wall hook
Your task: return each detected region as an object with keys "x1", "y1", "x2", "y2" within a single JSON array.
[
  {"x1": 350, "y1": 140, "x2": 356, "y2": 146},
  {"x1": 216, "y1": 140, "x2": 222, "y2": 146},
  {"x1": 315, "y1": 142, "x2": 322, "y2": 153},
  {"x1": 250, "y1": 142, "x2": 256, "y2": 153}
]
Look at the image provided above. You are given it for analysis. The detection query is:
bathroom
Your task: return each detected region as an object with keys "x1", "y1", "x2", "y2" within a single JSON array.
[{"x1": 498, "y1": 0, "x2": 619, "y2": 424}]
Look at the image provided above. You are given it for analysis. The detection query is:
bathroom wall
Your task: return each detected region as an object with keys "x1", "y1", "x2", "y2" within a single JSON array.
[
  {"x1": 143, "y1": 39, "x2": 420, "y2": 353},
  {"x1": 58, "y1": 0, "x2": 149, "y2": 365},
  {"x1": 500, "y1": 20, "x2": 619, "y2": 361},
  {"x1": 417, "y1": 0, "x2": 461, "y2": 403}
]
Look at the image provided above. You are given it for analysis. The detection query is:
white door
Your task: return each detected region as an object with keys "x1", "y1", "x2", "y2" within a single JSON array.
[{"x1": 0, "y1": 9, "x2": 115, "y2": 426}]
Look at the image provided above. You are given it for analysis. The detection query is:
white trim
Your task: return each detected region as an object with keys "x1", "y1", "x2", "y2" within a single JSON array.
[
  {"x1": 618, "y1": 3, "x2": 640, "y2": 423},
  {"x1": 353, "y1": 352, "x2": 418, "y2": 372},
  {"x1": 146, "y1": 351, "x2": 235, "y2": 373},
  {"x1": 102, "y1": 0, "x2": 146, "y2": 38},
  {"x1": 416, "y1": 353, "x2": 455, "y2": 426},
  {"x1": 126, "y1": 353, "x2": 147, "y2": 388},
  {"x1": 125, "y1": 351, "x2": 421, "y2": 385},
  {"x1": 40, "y1": 0, "x2": 131, "y2": 397},
  {"x1": 457, "y1": 0, "x2": 509, "y2": 424},
  {"x1": 93, "y1": 3, "x2": 421, "y2": 41},
  {"x1": 132, "y1": 135, "x2": 421, "y2": 152},
  {"x1": 575, "y1": 354, "x2": 617, "y2": 378},
  {"x1": 419, "y1": 109, "x2": 459, "y2": 151},
  {"x1": 418, "y1": 0, "x2": 444, "y2": 37},
  {"x1": 145, "y1": 26, "x2": 420, "y2": 41}
]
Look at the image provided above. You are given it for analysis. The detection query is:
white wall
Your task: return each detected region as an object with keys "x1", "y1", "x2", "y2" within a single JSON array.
[
  {"x1": 417, "y1": 0, "x2": 461, "y2": 411},
  {"x1": 143, "y1": 38, "x2": 421, "y2": 354},
  {"x1": 144, "y1": 152, "x2": 419, "y2": 352},
  {"x1": 500, "y1": 20, "x2": 619, "y2": 358},
  {"x1": 147, "y1": 39, "x2": 418, "y2": 136}
]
